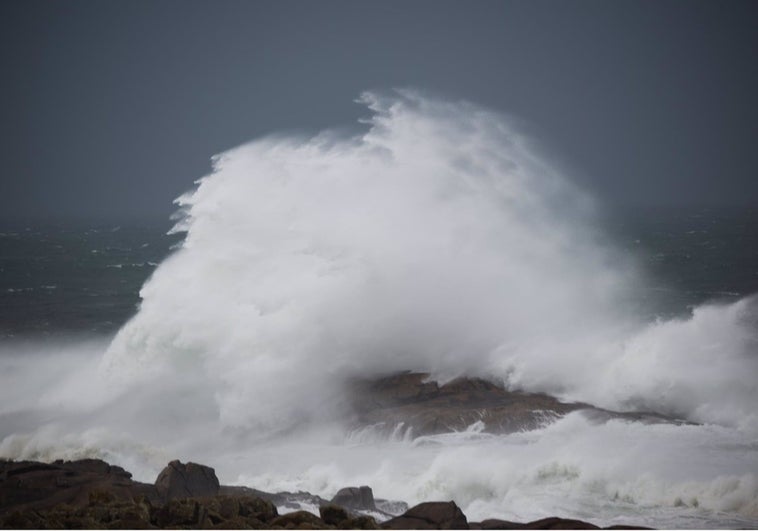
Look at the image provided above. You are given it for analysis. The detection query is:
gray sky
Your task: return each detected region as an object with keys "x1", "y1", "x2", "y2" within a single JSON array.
[{"x1": 1, "y1": 0, "x2": 756, "y2": 223}]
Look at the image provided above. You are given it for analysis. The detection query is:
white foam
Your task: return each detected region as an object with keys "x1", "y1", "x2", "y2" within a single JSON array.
[{"x1": 1, "y1": 91, "x2": 757, "y2": 527}]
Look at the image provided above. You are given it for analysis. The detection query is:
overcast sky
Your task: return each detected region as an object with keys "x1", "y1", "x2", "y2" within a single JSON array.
[{"x1": 1, "y1": 0, "x2": 756, "y2": 223}]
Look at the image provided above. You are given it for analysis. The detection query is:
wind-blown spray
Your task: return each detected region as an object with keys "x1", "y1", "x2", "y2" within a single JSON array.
[
  {"x1": 2, "y1": 91, "x2": 757, "y2": 527},
  {"x1": 102, "y1": 90, "x2": 758, "y2": 432}
]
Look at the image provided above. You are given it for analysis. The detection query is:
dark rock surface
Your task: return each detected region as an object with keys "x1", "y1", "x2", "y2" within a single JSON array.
[
  {"x1": 0, "y1": 458, "x2": 650, "y2": 529},
  {"x1": 320, "y1": 504, "x2": 349, "y2": 526},
  {"x1": 347, "y1": 372, "x2": 685, "y2": 436},
  {"x1": 155, "y1": 460, "x2": 219, "y2": 501},
  {"x1": 331, "y1": 485, "x2": 376, "y2": 511},
  {"x1": 383, "y1": 501, "x2": 468, "y2": 529},
  {"x1": 468, "y1": 516, "x2": 602, "y2": 529},
  {"x1": 0, "y1": 458, "x2": 159, "y2": 513}
]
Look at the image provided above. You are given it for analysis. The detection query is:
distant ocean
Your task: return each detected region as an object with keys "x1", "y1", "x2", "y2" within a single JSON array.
[
  {"x1": 1, "y1": 93, "x2": 757, "y2": 529},
  {"x1": 0, "y1": 223, "x2": 181, "y2": 338},
  {"x1": 2, "y1": 207, "x2": 755, "y2": 338}
]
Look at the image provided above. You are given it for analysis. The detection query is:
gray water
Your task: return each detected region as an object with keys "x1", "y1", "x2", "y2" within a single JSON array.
[{"x1": 2, "y1": 207, "x2": 756, "y2": 339}]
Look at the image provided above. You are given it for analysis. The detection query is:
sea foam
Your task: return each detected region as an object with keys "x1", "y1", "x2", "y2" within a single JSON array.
[
  {"x1": 101, "y1": 90, "x2": 758, "y2": 433},
  {"x1": 1, "y1": 91, "x2": 757, "y2": 527}
]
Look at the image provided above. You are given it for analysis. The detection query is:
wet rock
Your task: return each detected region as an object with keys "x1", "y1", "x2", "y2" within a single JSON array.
[
  {"x1": 0, "y1": 458, "x2": 649, "y2": 530},
  {"x1": 0, "y1": 458, "x2": 158, "y2": 513},
  {"x1": 331, "y1": 486, "x2": 376, "y2": 511},
  {"x1": 155, "y1": 460, "x2": 220, "y2": 501},
  {"x1": 236, "y1": 495, "x2": 278, "y2": 522},
  {"x1": 348, "y1": 372, "x2": 583, "y2": 436},
  {"x1": 469, "y1": 518, "x2": 524, "y2": 529},
  {"x1": 522, "y1": 517, "x2": 600, "y2": 529},
  {"x1": 469, "y1": 517, "x2": 606, "y2": 529},
  {"x1": 342, "y1": 514, "x2": 380, "y2": 529},
  {"x1": 320, "y1": 504, "x2": 349, "y2": 525},
  {"x1": 347, "y1": 372, "x2": 687, "y2": 437},
  {"x1": 154, "y1": 498, "x2": 204, "y2": 527},
  {"x1": 383, "y1": 501, "x2": 468, "y2": 529},
  {"x1": 269, "y1": 509, "x2": 327, "y2": 528}
]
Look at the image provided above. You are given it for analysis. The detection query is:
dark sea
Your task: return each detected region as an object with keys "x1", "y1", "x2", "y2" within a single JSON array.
[
  {"x1": 0, "y1": 221, "x2": 182, "y2": 339},
  {"x1": 2, "y1": 207, "x2": 756, "y2": 339}
]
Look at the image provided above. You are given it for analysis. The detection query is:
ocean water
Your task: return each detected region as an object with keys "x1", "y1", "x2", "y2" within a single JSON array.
[{"x1": 1, "y1": 92, "x2": 757, "y2": 528}]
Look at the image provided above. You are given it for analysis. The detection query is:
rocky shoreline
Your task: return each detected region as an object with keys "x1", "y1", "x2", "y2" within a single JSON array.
[
  {"x1": 0, "y1": 458, "x2": 649, "y2": 529},
  {"x1": 345, "y1": 372, "x2": 684, "y2": 437}
]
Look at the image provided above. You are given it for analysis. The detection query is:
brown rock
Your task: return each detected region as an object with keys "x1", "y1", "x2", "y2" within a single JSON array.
[
  {"x1": 331, "y1": 486, "x2": 376, "y2": 511},
  {"x1": 347, "y1": 372, "x2": 686, "y2": 438},
  {"x1": 237, "y1": 495, "x2": 278, "y2": 522},
  {"x1": 522, "y1": 517, "x2": 600, "y2": 529},
  {"x1": 154, "y1": 498, "x2": 204, "y2": 527},
  {"x1": 342, "y1": 515, "x2": 380, "y2": 529},
  {"x1": 383, "y1": 501, "x2": 468, "y2": 529},
  {"x1": 0, "y1": 458, "x2": 159, "y2": 515},
  {"x1": 154, "y1": 460, "x2": 220, "y2": 501},
  {"x1": 320, "y1": 504, "x2": 349, "y2": 525},
  {"x1": 472, "y1": 518, "x2": 528, "y2": 529},
  {"x1": 269, "y1": 509, "x2": 328, "y2": 528}
]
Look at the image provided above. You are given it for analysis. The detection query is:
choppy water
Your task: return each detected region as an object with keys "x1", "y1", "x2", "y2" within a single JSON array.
[
  {"x1": 0, "y1": 224, "x2": 181, "y2": 337},
  {"x1": 2, "y1": 208, "x2": 755, "y2": 337}
]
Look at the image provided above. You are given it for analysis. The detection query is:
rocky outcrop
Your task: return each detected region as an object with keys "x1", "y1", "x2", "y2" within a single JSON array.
[
  {"x1": 383, "y1": 501, "x2": 468, "y2": 529},
  {"x1": 0, "y1": 458, "x2": 651, "y2": 529},
  {"x1": 347, "y1": 372, "x2": 582, "y2": 436},
  {"x1": 155, "y1": 460, "x2": 219, "y2": 501},
  {"x1": 347, "y1": 372, "x2": 685, "y2": 437},
  {"x1": 331, "y1": 485, "x2": 376, "y2": 511},
  {"x1": 469, "y1": 516, "x2": 600, "y2": 529},
  {"x1": 0, "y1": 458, "x2": 159, "y2": 513},
  {"x1": 320, "y1": 503, "x2": 350, "y2": 525}
]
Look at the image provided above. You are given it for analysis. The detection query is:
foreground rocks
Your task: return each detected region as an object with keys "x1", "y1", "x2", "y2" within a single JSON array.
[
  {"x1": 0, "y1": 458, "x2": 648, "y2": 529},
  {"x1": 155, "y1": 460, "x2": 220, "y2": 501},
  {"x1": 347, "y1": 372, "x2": 685, "y2": 437}
]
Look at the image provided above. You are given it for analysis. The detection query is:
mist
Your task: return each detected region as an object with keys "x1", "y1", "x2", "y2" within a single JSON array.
[{"x1": 1, "y1": 92, "x2": 757, "y2": 527}]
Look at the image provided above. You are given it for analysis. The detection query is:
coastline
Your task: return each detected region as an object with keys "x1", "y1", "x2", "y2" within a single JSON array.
[{"x1": 0, "y1": 458, "x2": 649, "y2": 530}]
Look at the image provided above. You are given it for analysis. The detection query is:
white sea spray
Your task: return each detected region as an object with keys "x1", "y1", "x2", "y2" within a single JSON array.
[{"x1": 1, "y1": 91, "x2": 756, "y2": 527}]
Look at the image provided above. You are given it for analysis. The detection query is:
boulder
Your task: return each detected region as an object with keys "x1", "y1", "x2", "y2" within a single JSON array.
[
  {"x1": 383, "y1": 501, "x2": 468, "y2": 529},
  {"x1": 202, "y1": 494, "x2": 278, "y2": 525},
  {"x1": 269, "y1": 509, "x2": 326, "y2": 528},
  {"x1": 154, "y1": 460, "x2": 219, "y2": 501},
  {"x1": 470, "y1": 519, "x2": 525, "y2": 529},
  {"x1": 320, "y1": 503, "x2": 349, "y2": 525},
  {"x1": 468, "y1": 517, "x2": 604, "y2": 530},
  {"x1": 342, "y1": 514, "x2": 381, "y2": 529},
  {"x1": 522, "y1": 517, "x2": 600, "y2": 529},
  {"x1": 331, "y1": 485, "x2": 376, "y2": 511}
]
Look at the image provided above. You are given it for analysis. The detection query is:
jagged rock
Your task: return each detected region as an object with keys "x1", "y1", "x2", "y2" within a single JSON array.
[
  {"x1": 0, "y1": 458, "x2": 650, "y2": 530},
  {"x1": 320, "y1": 504, "x2": 349, "y2": 525},
  {"x1": 0, "y1": 458, "x2": 158, "y2": 514},
  {"x1": 348, "y1": 372, "x2": 583, "y2": 436},
  {"x1": 238, "y1": 495, "x2": 278, "y2": 521},
  {"x1": 154, "y1": 498, "x2": 204, "y2": 527},
  {"x1": 347, "y1": 372, "x2": 686, "y2": 437},
  {"x1": 331, "y1": 486, "x2": 376, "y2": 511},
  {"x1": 469, "y1": 517, "x2": 608, "y2": 529},
  {"x1": 155, "y1": 460, "x2": 220, "y2": 501},
  {"x1": 521, "y1": 517, "x2": 600, "y2": 529},
  {"x1": 383, "y1": 501, "x2": 468, "y2": 529},
  {"x1": 469, "y1": 519, "x2": 519, "y2": 529},
  {"x1": 342, "y1": 515, "x2": 380, "y2": 529},
  {"x1": 269, "y1": 509, "x2": 327, "y2": 528}
]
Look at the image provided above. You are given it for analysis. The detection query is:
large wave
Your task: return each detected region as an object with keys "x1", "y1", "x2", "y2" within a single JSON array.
[
  {"x1": 2, "y1": 91, "x2": 757, "y2": 527},
  {"x1": 100, "y1": 90, "x2": 758, "y2": 432}
]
